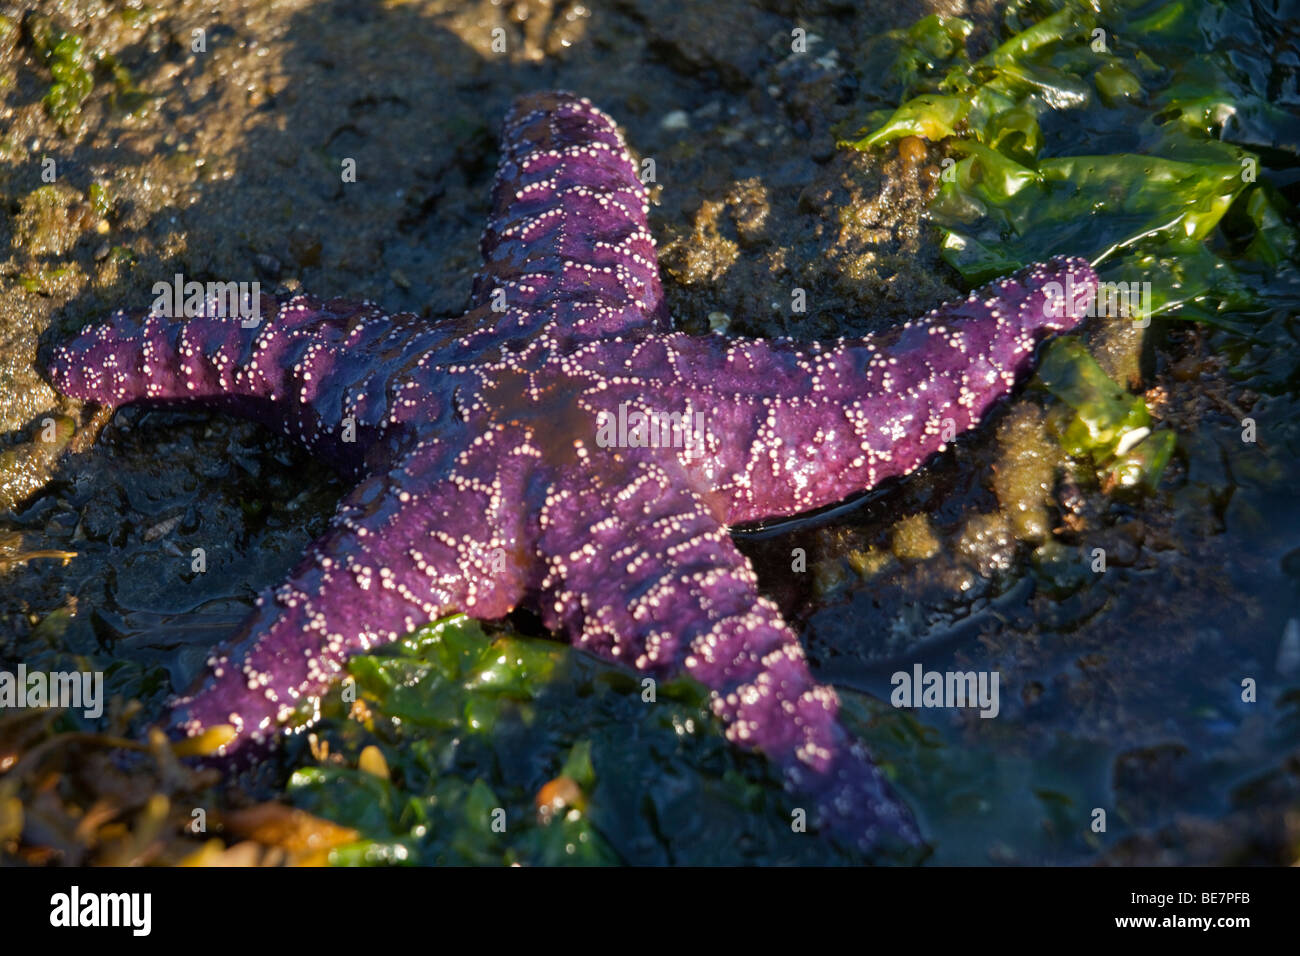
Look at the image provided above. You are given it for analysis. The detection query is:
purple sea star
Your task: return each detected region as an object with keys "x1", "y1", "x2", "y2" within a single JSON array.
[{"x1": 46, "y1": 91, "x2": 1097, "y2": 852}]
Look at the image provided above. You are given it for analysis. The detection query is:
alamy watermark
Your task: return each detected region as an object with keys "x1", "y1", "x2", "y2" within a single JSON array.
[
  {"x1": 0, "y1": 664, "x2": 103, "y2": 718},
  {"x1": 50, "y1": 886, "x2": 150, "y2": 936},
  {"x1": 595, "y1": 403, "x2": 708, "y2": 460},
  {"x1": 1044, "y1": 272, "x2": 1153, "y2": 328},
  {"x1": 151, "y1": 272, "x2": 262, "y2": 327},
  {"x1": 890, "y1": 664, "x2": 1000, "y2": 718}
]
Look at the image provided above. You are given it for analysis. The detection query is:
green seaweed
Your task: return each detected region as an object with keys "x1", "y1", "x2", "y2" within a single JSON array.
[
  {"x1": 27, "y1": 16, "x2": 157, "y2": 131},
  {"x1": 843, "y1": 0, "x2": 1300, "y2": 326},
  {"x1": 286, "y1": 615, "x2": 882, "y2": 865},
  {"x1": 1036, "y1": 337, "x2": 1172, "y2": 489},
  {"x1": 28, "y1": 18, "x2": 94, "y2": 132},
  {"x1": 100, "y1": 52, "x2": 156, "y2": 114}
]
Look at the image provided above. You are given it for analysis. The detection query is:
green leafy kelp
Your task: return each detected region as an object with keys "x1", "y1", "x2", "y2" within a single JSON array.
[
  {"x1": 286, "y1": 616, "x2": 887, "y2": 865},
  {"x1": 843, "y1": 0, "x2": 1299, "y2": 482},
  {"x1": 844, "y1": 0, "x2": 1299, "y2": 324},
  {"x1": 1037, "y1": 337, "x2": 1175, "y2": 489}
]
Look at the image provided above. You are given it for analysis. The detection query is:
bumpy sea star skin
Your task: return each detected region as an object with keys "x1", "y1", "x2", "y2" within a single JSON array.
[{"x1": 46, "y1": 91, "x2": 1097, "y2": 853}]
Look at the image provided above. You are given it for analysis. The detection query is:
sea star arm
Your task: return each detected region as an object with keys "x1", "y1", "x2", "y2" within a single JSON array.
[
  {"x1": 45, "y1": 296, "x2": 447, "y2": 477},
  {"x1": 463, "y1": 91, "x2": 671, "y2": 351},
  {"x1": 591, "y1": 257, "x2": 1098, "y2": 525},
  {"x1": 535, "y1": 451, "x2": 921, "y2": 852},
  {"x1": 169, "y1": 436, "x2": 534, "y2": 754}
]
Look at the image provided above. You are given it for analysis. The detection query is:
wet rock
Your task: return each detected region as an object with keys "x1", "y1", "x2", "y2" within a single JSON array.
[
  {"x1": 0, "y1": 415, "x2": 75, "y2": 514},
  {"x1": 253, "y1": 252, "x2": 281, "y2": 280},
  {"x1": 15, "y1": 184, "x2": 94, "y2": 257},
  {"x1": 1278, "y1": 619, "x2": 1300, "y2": 677},
  {"x1": 623, "y1": 0, "x2": 785, "y2": 90},
  {"x1": 660, "y1": 109, "x2": 689, "y2": 131},
  {"x1": 771, "y1": 31, "x2": 845, "y2": 137},
  {"x1": 288, "y1": 226, "x2": 322, "y2": 268}
]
